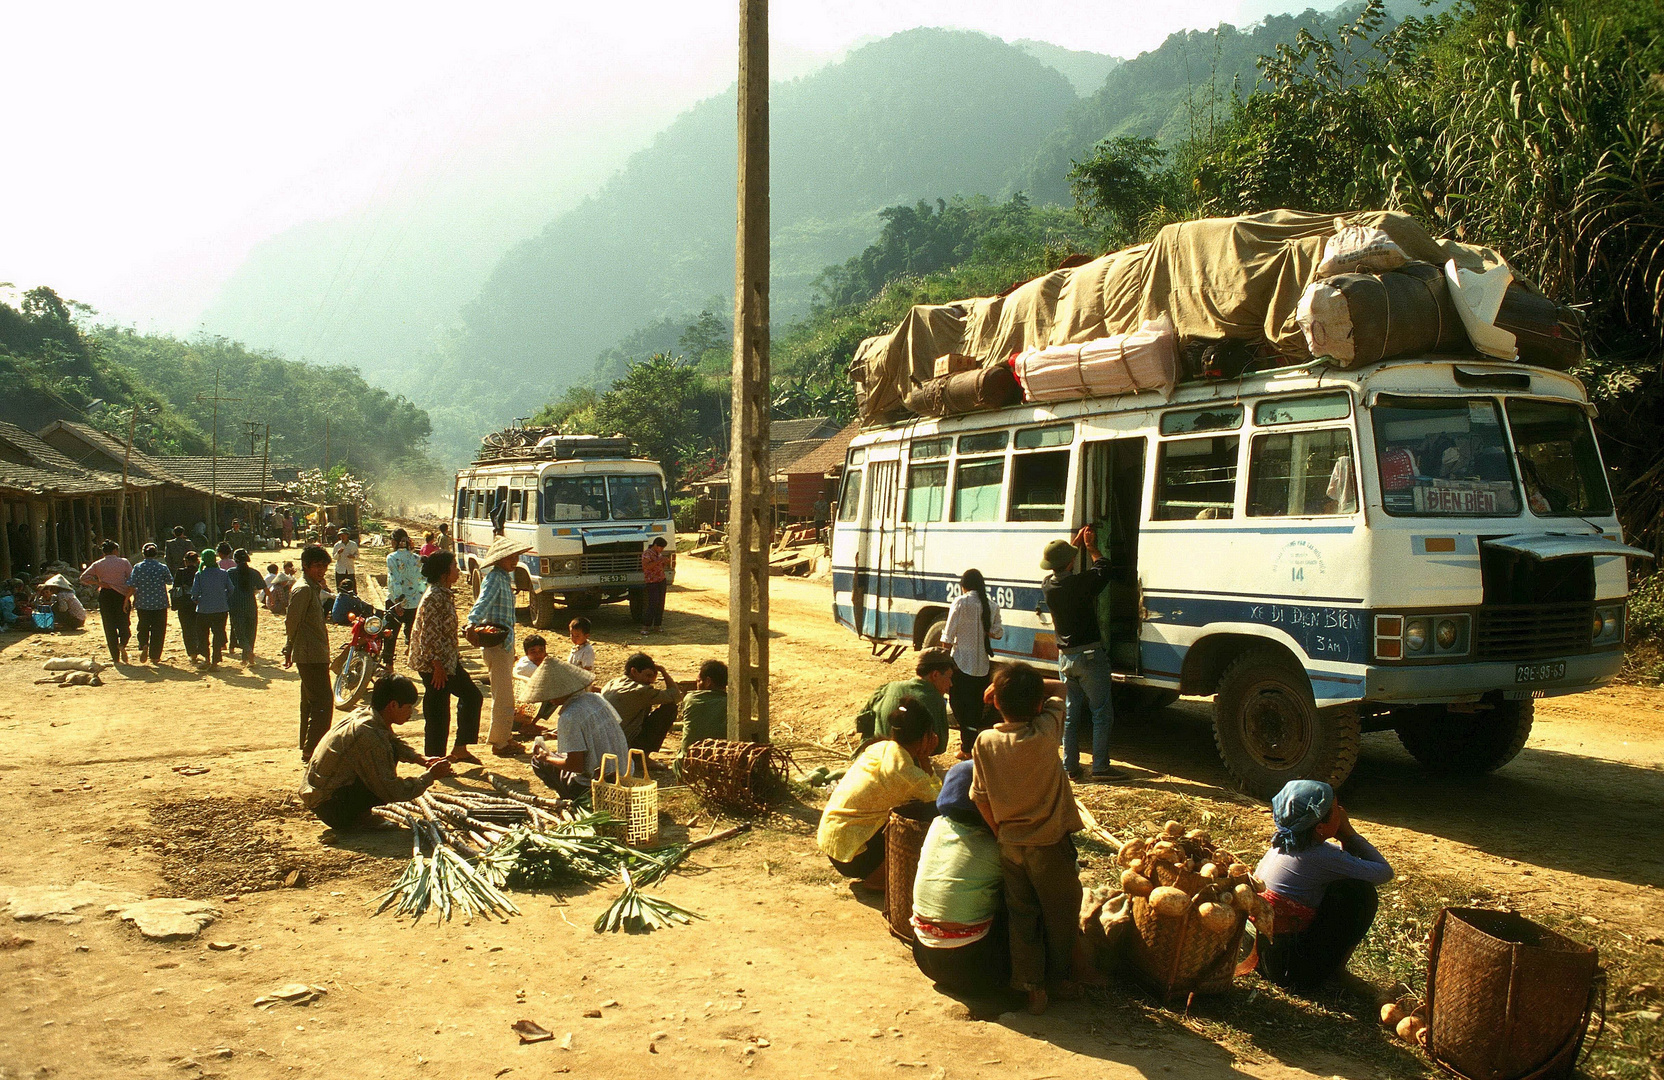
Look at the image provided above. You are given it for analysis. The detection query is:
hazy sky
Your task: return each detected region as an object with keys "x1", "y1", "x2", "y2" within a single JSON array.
[{"x1": 3, "y1": 0, "x2": 1325, "y2": 328}]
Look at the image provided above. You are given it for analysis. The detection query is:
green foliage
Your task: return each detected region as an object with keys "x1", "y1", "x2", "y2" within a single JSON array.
[
  {"x1": 1629, "y1": 573, "x2": 1664, "y2": 643},
  {"x1": 530, "y1": 353, "x2": 721, "y2": 487},
  {"x1": 94, "y1": 328, "x2": 438, "y2": 484},
  {"x1": 1067, "y1": 137, "x2": 1176, "y2": 247}
]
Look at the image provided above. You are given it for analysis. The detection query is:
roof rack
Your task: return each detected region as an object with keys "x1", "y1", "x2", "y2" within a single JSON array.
[{"x1": 473, "y1": 427, "x2": 638, "y2": 464}]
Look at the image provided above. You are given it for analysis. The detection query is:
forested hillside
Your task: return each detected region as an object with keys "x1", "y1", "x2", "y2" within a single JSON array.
[
  {"x1": 0, "y1": 286, "x2": 438, "y2": 485},
  {"x1": 414, "y1": 28, "x2": 1083, "y2": 458}
]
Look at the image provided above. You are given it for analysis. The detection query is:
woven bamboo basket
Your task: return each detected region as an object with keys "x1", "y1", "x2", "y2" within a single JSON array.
[
  {"x1": 883, "y1": 802, "x2": 938, "y2": 942},
  {"x1": 679, "y1": 740, "x2": 791, "y2": 815},
  {"x1": 1426, "y1": 908, "x2": 1603, "y2": 1080},
  {"x1": 593, "y1": 750, "x2": 659, "y2": 847},
  {"x1": 1127, "y1": 892, "x2": 1246, "y2": 1002}
]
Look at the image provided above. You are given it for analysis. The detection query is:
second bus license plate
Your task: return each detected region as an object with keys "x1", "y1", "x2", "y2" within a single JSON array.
[{"x1": 1514, "y1": 661, "x2": 1565, "y2": 683}]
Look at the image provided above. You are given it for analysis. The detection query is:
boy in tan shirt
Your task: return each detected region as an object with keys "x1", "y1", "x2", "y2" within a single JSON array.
[{"x1": 970, "y1": 664, "x2": 1088, "y2": 1014}]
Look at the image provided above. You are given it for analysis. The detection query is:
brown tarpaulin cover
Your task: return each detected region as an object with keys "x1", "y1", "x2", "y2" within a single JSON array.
[{"x1": 850, "y1": 209, "x2": 1505, "y2": 425}]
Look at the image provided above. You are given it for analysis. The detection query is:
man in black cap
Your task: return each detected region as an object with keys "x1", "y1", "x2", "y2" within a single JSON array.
[{"x1": 1039, "y1": 525, "x2": 1125, "y2": 782}]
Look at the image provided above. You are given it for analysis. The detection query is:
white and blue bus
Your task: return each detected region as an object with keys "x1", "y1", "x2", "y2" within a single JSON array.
[
  {"x1": 453, "y1": 434, "x2": 674, "y2": 629},
  {"x1": 831, "y1": 357, "x2": 1648, "y2": 796}
]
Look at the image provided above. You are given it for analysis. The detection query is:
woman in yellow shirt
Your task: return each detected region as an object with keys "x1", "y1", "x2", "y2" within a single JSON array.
[{"x1": 816, "y1": 701, "x2": 940, "y2": 889}]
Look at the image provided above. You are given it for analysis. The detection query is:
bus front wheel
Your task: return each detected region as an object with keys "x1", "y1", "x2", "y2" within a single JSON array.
[
  {"x1": 1213, "y1": 649, "x2": 1360, "y2": 799},
  {"x1": 920, "y1": 618, "x2": 946, "y2": 650},
  {"x1": 1394, "y1": 701, "x2": 1533, "y2": 775},
  {"x1": 529, "y1": 591, "x2": 558, "y2": 630}
]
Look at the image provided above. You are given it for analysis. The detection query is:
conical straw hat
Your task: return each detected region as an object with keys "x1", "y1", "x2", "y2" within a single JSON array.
[{"x1": 524, "y1": 657, "x2": 594, "y2": 703}]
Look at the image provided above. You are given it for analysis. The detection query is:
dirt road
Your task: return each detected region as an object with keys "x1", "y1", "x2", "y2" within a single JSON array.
[{"x1": 1, "y1": 553, "x2": 1659, "y2": 1079}]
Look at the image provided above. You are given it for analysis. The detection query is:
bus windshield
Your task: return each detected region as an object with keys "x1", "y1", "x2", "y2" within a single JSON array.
[
  {"x1": 1371, "y1": 396, "x2": 1520, "y2": 516},
  {"x1": 1506, "y1": 399, "x2": 1614, "y2": 515},
  {"x1": 540, "y1": 473, "x2": 668, "y2": 522}
]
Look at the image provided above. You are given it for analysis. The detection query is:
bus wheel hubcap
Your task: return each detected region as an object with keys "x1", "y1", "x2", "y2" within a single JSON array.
[{"x1": 1242, "y1": 684, "x2": 1311, "y2": 770}]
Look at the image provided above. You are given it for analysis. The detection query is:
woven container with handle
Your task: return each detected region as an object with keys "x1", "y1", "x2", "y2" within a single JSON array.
[
  {"x1": 1127, "y1": 893, "x2": 1246, "y2": 1002},
  {"x1": 882, "y1": 801, "x2": 938, "y2": 942},
  {"x1": 1426, "y1": 908, "x2": 1603, "y2": 1080},
  {"x1": 593, "y1": 750, "x2": 659, "y2": 848}
]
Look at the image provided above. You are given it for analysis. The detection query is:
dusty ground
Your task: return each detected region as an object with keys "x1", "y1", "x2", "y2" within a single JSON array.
[{"x1": 1, "y1": 551, "x2": 1661, "y2": 1080}]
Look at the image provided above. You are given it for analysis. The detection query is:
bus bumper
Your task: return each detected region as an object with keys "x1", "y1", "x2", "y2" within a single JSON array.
[
  {"x1": 1362, "y1": 650, "x2": 1623, "y2": 705},
  {"x1": 536, "y1": 574, "x2": 645, "y2": 591}
]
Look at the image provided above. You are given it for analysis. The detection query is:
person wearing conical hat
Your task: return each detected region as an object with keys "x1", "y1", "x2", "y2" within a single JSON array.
[
  {"x1": 467, "y1": 534, "x2": 532, "y2": 756},
  {"x1": 524, "y1": 657, "x2": 633, "y2": 800},
  {"x1": 36, "y1": 573, "x2": 88, "y2": 631}
]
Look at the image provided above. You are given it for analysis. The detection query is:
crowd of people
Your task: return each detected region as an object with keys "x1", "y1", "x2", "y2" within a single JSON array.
[{"x1": 11, "y1": 511, "x2": 1396, "y2": 1017}]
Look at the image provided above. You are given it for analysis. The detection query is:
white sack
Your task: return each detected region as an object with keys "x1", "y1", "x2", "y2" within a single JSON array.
[
  {"x1": 1317, "y1": 225, "x2": 1408, "y2": 277},
  {"x1": 1296, "y1": 281, "x2": 1357, "y2": 364},
  {"x1": 1013, "y1": 317, "x2": 1178, "y2": 404}
]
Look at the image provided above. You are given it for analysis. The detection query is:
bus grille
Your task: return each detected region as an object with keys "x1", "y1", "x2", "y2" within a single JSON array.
[
  {"x1": 1475, "y1": 603, "x2": 1592, "y2": 660},
  {"x1": 581, "y1": 551, "x2": 642, "y2": 574}
]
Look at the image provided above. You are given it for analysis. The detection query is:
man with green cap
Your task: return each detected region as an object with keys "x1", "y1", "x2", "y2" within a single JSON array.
[{"x1": 1040, "y1": 525, "x2": 1125, "y2": 782}]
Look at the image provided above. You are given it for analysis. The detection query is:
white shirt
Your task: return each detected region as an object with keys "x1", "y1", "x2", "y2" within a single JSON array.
[
  {"x1": 941, "y1": 591, "x2": 1004, "y2": 677},
  {"x1": 514, "y1": 655, "x2": 539, "y2": 679},
  {"x1": 567, "y1": 641, "x2": 595, "y2": 672},
  {"x1": 332, "y1": 540, "x2": 358, "y2": 575},
  {"x1": 555, "y1": 692, "x2": 633, "y2": 788}
]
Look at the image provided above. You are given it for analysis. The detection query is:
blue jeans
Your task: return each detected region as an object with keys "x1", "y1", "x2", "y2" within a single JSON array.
[{"x1": 1060, "y1": 647, "x2": 1116, "y2": 776}]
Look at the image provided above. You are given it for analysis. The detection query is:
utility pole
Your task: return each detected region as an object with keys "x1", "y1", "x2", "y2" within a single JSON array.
[
  {"x1": 196, "y1": 371, "x2": 242, "y2": 541},
  {"x1": 728, "y1": 0, "x2": 770, "y2": 744},
  {"x1": 244, "y1": 420, "x2": 262, "y2": 457},
  {"x1": 257, "y1": 424, "x2": 271, "y2": 538}
]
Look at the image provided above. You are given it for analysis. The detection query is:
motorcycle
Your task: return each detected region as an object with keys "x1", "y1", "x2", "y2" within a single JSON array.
[{"x1": 331, "y1": 598, "x2": 404, "y2": 709}]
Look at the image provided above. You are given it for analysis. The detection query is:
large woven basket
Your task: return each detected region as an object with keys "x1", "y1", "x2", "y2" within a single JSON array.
[
  {"x1": 1427, "y1": 908, "x2": 1602, "y2": 1080},
  {"x1": 1127, "y1": 893, "x2": 1246, "y2": 1002},
  {"x1": 679, "y1": 739, "x2": 791, "y2": 815},
  {"x1": 883, "y1": 802, "x2": 938, "y2": 942},
  {"x1": 593, "y1": 750, "x2": 659, "y2": 848}
]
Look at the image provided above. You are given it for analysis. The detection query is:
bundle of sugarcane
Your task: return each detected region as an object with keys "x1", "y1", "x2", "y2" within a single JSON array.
[
  {"x1": 593, "y1": 864, "x2": 702, "y2": 933},
  {"x1": 474, "y1": 811, "x2": 637, "y2": 888},
  {"x1": 371, "y1": 816, "x2": 520, "y2": 923}
]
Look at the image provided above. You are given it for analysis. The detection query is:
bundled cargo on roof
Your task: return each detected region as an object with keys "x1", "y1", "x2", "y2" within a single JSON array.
[{"x1": 848, "y1": 209, "x2": 1584, "y2": 427}]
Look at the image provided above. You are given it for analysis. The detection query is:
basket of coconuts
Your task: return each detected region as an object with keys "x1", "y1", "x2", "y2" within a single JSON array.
[{"x1": 1116, "y1": 820, "x2": 1272, "y2": 1001}]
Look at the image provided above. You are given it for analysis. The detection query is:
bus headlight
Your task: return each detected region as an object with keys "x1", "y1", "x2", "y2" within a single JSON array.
[
  {"x1": 1404, "y1": 619, "x2": 1429, "y2": 653},
  {"x1": 1593, "y1": 604, "x2": 1623, "y2": 644},
  {"x1": 1374, "y1": 612, "x2": 1468, "y2": 659},
  {"x1": 1435, "y1": 618, "x2": 1458, "y2": 650},
  {"x1": 563, "y1": 558, "x2": 580, "y2": 572}
]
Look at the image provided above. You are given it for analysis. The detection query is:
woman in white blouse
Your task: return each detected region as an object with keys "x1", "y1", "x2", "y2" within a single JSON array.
[{"x1": 939, "y1": 568, "x2": 1003, "y2": 758}]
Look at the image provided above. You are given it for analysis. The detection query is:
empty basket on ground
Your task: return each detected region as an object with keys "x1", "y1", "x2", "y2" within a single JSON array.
[
  {"x1": 1012, "y1": 317, "x2": 1179, "y2": 404},
  {"x1": 593, "y1": 750, "x2": 659, "y2": 847},
  {"x1": 883, "y1": 801, "x2": 938, "y2": 942},
  {"x1": 1425, "y1": 908, "x2": 1603, "y2": 1080},
  {"x1": 678, "y1": 739, "x2": 791, "y2": 815},
  {"x1": 1127, "y1": 891, "x2": 1247, "y2": 1002},
  {"x1": 903, "y1": 364, "x2": 1021, "y2": 418}
]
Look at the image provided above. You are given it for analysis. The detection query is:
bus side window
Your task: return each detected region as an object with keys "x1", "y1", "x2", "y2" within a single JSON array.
[
  {"x1": 952, "y1": 457, "x2": 1006, "y2": 522},
  {"x1": 1248, "y1": 429, "x2": 1357, "y2": 516},
  {"x1": 1153, "y1": 436, "x2": 1239, "y2": 520},
  {"x1": 456, "y1": 488, "x2": 468, "y2": 519},
  {"x1": 904, "y1": 463, "x2": 947, "y2": 522},
  {"x1": 837, "y1": 467, "x2": 864, "y2": 522},
  {"x1": 1008, "y1": 449, "x2": 1068, "y2": 522}
]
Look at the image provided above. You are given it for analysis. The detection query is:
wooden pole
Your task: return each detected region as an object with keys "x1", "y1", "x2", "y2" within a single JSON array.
[
  {"x1": 727, "y1": 0, "x2": 770, "y2": 744},
  {"x1": 258, "y1": 424, "x2": 271, "y2": 537},
  {"x1": 118, "y1": 404, "x2": 138, "y2": 554},
  {"x1": 0, "y1": 501, "x2": 12, "y2": 580}
]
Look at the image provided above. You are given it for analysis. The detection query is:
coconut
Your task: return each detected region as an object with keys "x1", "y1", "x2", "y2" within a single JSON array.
[
  {"x1": 1196, "y1": 901, "x2": 1237, "y2": 933},
  {"x1": 1231, "y1": 883, "x2": 1256, "y2": 912},
  {"x1": 1381, "y1": 1003, "x2": 1405, "y2": 1028},
  {"x1": 1148, "y1": 886, "x2": 1190, "y2": 919},
  {"x1": 1227, "y1": 863, "x2": 1250, "y2": 879},
  {"x1": 1396, "y1": 1016, "x2": 1425, "y2": 1045},
  {"x1": 1148, "y1": 841, "x2": 1181, "y2": 864},
  {"x1": 1200, "y1": 862, "x2": 1221, "y2": 879},
  {"x1": 1184, "y1": 828, "x2": 1211, "y2": 846},
  {"x1": 1161, "y1": 820, "x2": 1183, "y2": 838}
]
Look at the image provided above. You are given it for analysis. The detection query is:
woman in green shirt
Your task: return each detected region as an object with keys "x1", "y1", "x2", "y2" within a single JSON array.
[{"x1": 910, "y1": 760, "x2": 1010, "y2": 996}]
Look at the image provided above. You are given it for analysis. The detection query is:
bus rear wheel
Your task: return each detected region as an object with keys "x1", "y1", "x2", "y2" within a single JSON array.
[
  {"x1": 1213, "y1": 649, "x2": 1360, "y2": 799},
  {"x1": 529, "y1": 591, "x2": 559, "y2": 630},
  {"x1": 1394, "y1": 701, "x2": 1533, "y2": 775}
]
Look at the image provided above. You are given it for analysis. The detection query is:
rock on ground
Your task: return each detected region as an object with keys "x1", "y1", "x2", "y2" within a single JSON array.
[
  {"x1": 4, "y1": 881, "x2": 139, "y2": 923},
  {"x1": 106, "y1": 898, "x2": 220, "y2": 941}
]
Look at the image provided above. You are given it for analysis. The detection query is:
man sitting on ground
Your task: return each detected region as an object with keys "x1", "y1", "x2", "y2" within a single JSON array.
[
  {"x1": 672, "y1": 659, "x2": 730, "y2": 777},
  {"x1": 601, "y1": 652, "x2": 684, "y2": 759},
  {"x1": 853, "y1": 647, "x2": 953, "y2": 750},
  {"x1": 298, "y1": 675, "x2": 454, "y2": 829},
  {"x1": 816, "y1": 700, "x2": 941, "y2": 890},
  {"x1": 524, "y1": 658, "x2": 633, "y2": 799}
]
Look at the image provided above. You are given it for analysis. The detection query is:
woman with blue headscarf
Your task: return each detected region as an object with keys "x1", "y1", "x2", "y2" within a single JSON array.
[
  {"x1": 909, "y1": 760, "x2": 1011, "y2": 996},
  {"x1": 1254, "y1": 780, "x2": 1394, "y2": 996}
]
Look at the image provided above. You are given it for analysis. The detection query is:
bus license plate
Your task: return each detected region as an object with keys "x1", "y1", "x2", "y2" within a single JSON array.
[
  {"x1": 599, "y1": 573, "x2": 628, "y2": 584},
  {"x1": 1514, "y1": 661, "x2": 1565, "y2": 683}
]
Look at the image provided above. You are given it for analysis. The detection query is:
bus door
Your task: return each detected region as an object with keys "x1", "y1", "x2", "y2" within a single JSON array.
[
  {"x1": 1082, "y1": 438, "x2": 1147, "y2": 672},
  {"x1": 851, "y1": 457, "x2": 898, "y2": 638}
]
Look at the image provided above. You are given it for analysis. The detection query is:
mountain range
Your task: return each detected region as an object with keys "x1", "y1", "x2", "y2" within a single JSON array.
[{"x1": 199, "y1": 7, "x2": 1378, "y2": 462}]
